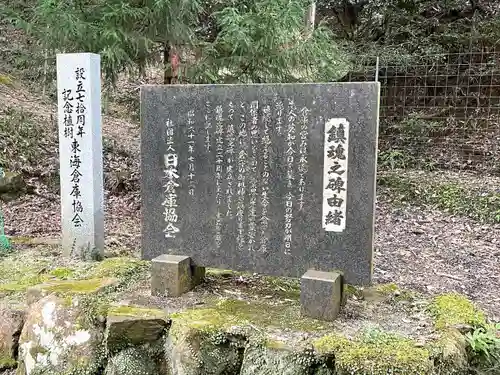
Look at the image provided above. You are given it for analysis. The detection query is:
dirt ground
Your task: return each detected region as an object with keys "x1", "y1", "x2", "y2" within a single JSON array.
[
  {"x1": 4, "y1": 186, "x2": 499, "y2": 321},
  {"x1": 1, "y1": 83, "x2": 499, "y2": 323}
]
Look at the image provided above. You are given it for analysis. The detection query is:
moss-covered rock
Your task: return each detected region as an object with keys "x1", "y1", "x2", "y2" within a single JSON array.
[
  {"x1": 427, "y1": 292, "x2": 485, "y2": 375},
  {"x1": 108, "y1": 304, "x2": 168, "y2": 319},
  {"x1": 0, "y1": 246, "x2": 493, "y2": 375},
  {"x1": 172, "y1": 298, "x2": 329, "y2": 335},
  {"x1": 17, "y1": 294, "x2": 106, "y2": 375},
  {"x1": 429, "y1": 292, "x2": 486, "y2": 331},
  {"x1": 240, "y1": 341, "x2": 318, "y2": 375},
  {"x1": 166, "y1": 302, "x2": 249, "y2": 375},
  {"x1": 169, "y1": 304, "x2": 248, "y2": 341},
  {"x1": 430, "y1": 328, "x2": 469, "y2": 375},
  {"x1": 165, "y1": 327, "x2": 244, "y2": 375},
  {"x1": 0, "y1": 304, "x2": 24, "y2": 370},
  {"x1": 104, "y1": 347, "x2": 159, "y2": 375},
  {"x1": 105, "y1": 305, "x2": 170, "y2": 354},
  {"x1": 313, "y1": 330, "x2": 434, "y2": 375},
  {"x1": 0, "y1": 171, "x2": 26, "y2": 201}
]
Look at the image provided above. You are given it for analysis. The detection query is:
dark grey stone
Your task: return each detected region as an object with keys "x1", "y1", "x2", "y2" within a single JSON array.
[
  {"x1": 300, "y1": 270, "x2": 343, "y2": 322},
  {"x1": 105, "y1": 314, "x2": 170, "y2": 354},
  {"x1": 141, "y1": 83, "x2": 379, "y2": 285}
]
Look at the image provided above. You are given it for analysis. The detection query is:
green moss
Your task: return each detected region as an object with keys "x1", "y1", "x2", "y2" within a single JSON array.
[
  {"x1": 0, "y1": 273, "x2": 48, "y2": 292},
  {"x1": 39, "y1": 278, "x2": 117, "y2": 295},
  {"x1": 170, "y1": 298, "x2": 331, "y2": 342},
  {"x1": 0, "y1": 74, "x2": 13, "y2": 86},
  {"x1": 26, "y1": 278, "x2": 118, "y2": 314},
  {"x1": 373, "y1": 283, "x2": 415, "y2": 302},
  {"x1": 313, "y1": 334, "x2": 349, "y2": 355},
  {"x1": 77, "y1": 294, "x2": 112, "y2": 330},
  {"x1": 108, "y1": 304, "x2": 167, "y2": 319},
  {"x1": 313, "y1": 330, "x2": 433, "y2": 375},
  {"x1": 49, "y1": 267, "x2": 74, "y2": 279},
  {"x1": 430, "y1": 292, "x2": 486, "y2": 330},
  {"x1": 206, "y1": 268, "x2": 238, "y2": 277},
  {"x1": 170, "y1": 305, "x2": 242, "y2": 341},
  {"x1": 376, "y1": 283, "x2": 399, "y2": 294},
  {"x1": 259, "y1": 275, "x2": 301, "y2": 300},
  {"x1": 89, "y1": 257, "x2": 149, "y2": 279},
  {"x1": 343, "y1": 284, "x2": 363, "y2": 299},
  {"x1": 61, "y1": 295, "x2": 73, "y2": 307},
  {"x1": 0, "y1": 354, "x2": 17, "y2": 369},
  {"x1": 0, "y1": 256, "x2": 53, "y2": 294},
  {"x1": 7, "y1": 236, "x2": 33, "y2": 244},
  {"x1": 264, "y1": 339, "x2": 288, "y2": 350},
  {"x1": 218, "y1": 299, "x2": 330, "y2": 331},
  {"x1": 170, "y1": 300, "x2": 332, "y2": 344}
]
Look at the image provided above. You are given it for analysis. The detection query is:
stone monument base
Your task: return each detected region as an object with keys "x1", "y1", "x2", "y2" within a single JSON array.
[
  {"x1": 300, "y1": 269, "x2": 344, "y2": 322},
  {"x1": 151, "y1": 254, "x2": 205, "y2": 297},
  {"x1": 151, "y1": 255, "x2": 345, "y2": 322}
]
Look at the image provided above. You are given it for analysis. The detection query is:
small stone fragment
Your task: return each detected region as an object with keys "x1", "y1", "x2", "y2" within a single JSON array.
[
  {"x1": 0, "y1": 171, "x2": 26, "y2": 201},
  {"x1": 105, "y1": 305, "x2": 171, "y2": 354},
  {"x1": 0, "y1": 304, "x2": 25, "y2": 370},
  {"x1": 432, "y1": 329, "x2": 469, "y2": 374}
]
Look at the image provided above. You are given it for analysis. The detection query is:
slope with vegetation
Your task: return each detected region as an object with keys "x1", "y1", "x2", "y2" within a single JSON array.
[{"x1": 2, "y1": 0, "x2": 499, "y2": 177}]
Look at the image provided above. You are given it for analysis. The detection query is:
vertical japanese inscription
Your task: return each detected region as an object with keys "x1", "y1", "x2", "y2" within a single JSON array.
[
  {"x1": 322, "y1": 118, "x2": 349, "y2": 232},
  {"x1": 247, "y1": 100, "x2": 259, "y2": 252},
  {"x1": 297, "y1": 107, "x2": 310, "y2": 211},
  {"x1": 236, "y1": 103, "x2": 248, "y2": 252},
  {"x1": 204, "y1": 100, "x2": 212, "y2": 152},
  {"x1": 274, "y1": 94, "x2": 284, "y2": 136},
  {"x1": 63, "y1": 67, "x2": 87, "y2": 228},
  {"x1": 57, "y1": 53, "x2": 104, "y2": 259},
  {"x1": 214, "y1": 105, "x2": 224, "y2": 248},
  {"x1": 163, "y1": 119, "x2": 181, "y2": 238},
  {"x1": 259, "y1": 105, "x2": 272, "y2": 253},
  {"x1": 186, "y1": 109, "x2": 196, "y2": 196},
  {"x1": 225, "y1": 102, "x2": 236, "y2": 218},
  {"x1": 284, "y1": 99, "x2": 297, "y2": 255}
]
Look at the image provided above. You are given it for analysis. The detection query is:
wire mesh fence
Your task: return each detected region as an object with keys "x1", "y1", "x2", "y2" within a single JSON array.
[{"x1": 342, "y1": 47, "x2": 500, "y2": 175}]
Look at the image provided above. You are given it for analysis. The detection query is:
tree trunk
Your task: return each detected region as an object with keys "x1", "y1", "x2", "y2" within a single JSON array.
[
  {"x1": 305, "y1": 2, "x2": 316, "y2": 38},
  {"x1": 163, "y1": 42, "x2": 172, "y2": 84}
]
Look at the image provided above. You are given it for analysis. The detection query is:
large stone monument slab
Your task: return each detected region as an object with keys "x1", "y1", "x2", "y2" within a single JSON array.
[{"x1": 141, "y1": 83, "x2": 380, "y2": 319}]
